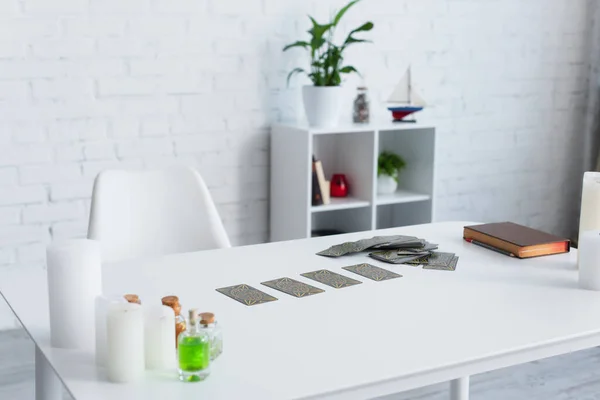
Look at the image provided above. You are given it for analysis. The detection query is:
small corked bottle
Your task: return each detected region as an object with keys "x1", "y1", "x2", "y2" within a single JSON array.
[
  {"x1": 124, "y1": 294, "x2": 141, "y2": 305},
  {"x1": 199, "y1": 312, "x2": 223, "y2": 361},
  {"x1": 177, "y1": 309, "x2": 210, "y2": 382},
  {"x1": 161, "y1": 296, "x2": 186, "y2": 347}
]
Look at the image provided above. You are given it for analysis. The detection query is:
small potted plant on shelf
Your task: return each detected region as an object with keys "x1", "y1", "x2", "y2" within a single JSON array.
[
  {"x1": 377, "y1": 151, "x2": 406, "y2": 195},
  {"x1": 283, "y1": 0, "x2": 374, "y2": 128}
]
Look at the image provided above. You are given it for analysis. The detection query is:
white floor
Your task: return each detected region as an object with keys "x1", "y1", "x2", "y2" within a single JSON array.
[{"x1": 1, "y1": 328, "x2": 599, "y2": 400}]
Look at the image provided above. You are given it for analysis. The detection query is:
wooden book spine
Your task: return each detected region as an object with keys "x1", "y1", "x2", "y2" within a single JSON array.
[
  {"x1": 464, "y1": 228, "x2": 570, "y2": 259},
  {"x1": 311, "y1": 158, "x2": 323, "y2": 206},
  {"x1": 314, "y1": 160, "x2": 330, "y2": 205}
]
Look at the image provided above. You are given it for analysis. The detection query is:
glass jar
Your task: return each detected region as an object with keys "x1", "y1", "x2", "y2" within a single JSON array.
[
  {"x1": 199, "y1": 312, "x2": 223, "y2": 361},
  {"x1": 161, "y1": 295, "x2": 186, "y2": 348},
  {"x1": 353, "y1": 86, "x2": 370, "y2": 123},
  {"x1": 178, "y1": 309, "x2": 210, "y2": 382}
]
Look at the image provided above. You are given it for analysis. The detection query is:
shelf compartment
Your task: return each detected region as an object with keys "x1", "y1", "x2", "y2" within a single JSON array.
[
  {"x1": 376, "y1": 190, "x2": 431, "y2": 206},
  {"x1": 312, "y1": 207, "x2": 372, "y2": 235},
  {"x1": 376, "y1": 202, "x2": 433, "y2": 230},
  {"x1": 311, "y1": 197, "x2": 370, "y2": 213}
]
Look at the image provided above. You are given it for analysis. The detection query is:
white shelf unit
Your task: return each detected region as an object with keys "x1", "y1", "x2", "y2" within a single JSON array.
[
  {"x1": 310, "y1": 197, "x2": 370, "y2": 213},
  {"x1": 376, "y1": 190, "x2": 431, "y2": 206},
  {"x1": 270, "y1": 123, "x2": 436, "y2": 241}
]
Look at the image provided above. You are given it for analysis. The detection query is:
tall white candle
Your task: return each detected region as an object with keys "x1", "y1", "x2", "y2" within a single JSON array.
[
  {"x1": 95, "y1": 295, "x2": 127, "y2": 367},
  {"x1": 106, "y1": 303, "x2": 145, "y2": 383},
  {"x1": 579, "y1": 172, "x2": 600, "y2": 238},
  {"x1": 578, "y1": 230, "x2": 600, "y2": 291},
  {"x1": 46, "y1": 239, "x2": 102, "y2": 351},
  {"x1": 144, "y1": 305, "x2": 176, "y2": 370}
]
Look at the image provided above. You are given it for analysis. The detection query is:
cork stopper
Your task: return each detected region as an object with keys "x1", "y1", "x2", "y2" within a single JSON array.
[
  {"x1": 161, "y1": 295, "x2": 181, "y2": 316},
  {"x1": 161, "y1": 295, "x2": 178, "y2": 306},
  {"x1": 188, "y1": 308, "x2": 199, "y2": 324},
  {"x1": 200, "y1": 312, "x2": 215, "y2": 325},
  {"x1": 124, "y1": 294, "x2": 141, "y2": 304}
]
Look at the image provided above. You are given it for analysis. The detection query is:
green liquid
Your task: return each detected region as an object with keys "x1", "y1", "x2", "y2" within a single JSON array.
[{"x1": 179, "y1": 336, "x2": 210, "y2": 372}]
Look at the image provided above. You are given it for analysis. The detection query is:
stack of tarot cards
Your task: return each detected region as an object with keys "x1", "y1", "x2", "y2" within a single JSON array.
[{"x1": 317, "y1": 235, "x2": 459, "y2": 271}]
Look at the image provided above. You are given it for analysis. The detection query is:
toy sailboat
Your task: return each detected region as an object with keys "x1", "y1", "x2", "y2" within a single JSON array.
[{"x1": 387, "y1": 67, "x2": 426, "y2": 122}]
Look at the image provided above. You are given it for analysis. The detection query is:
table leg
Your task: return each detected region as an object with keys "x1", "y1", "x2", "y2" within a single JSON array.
[
  {"x1": 450, "y1": 376, "x2": 470, "y2": 400},
  {"x1": 35, "y1": 345, "x2": 62, "y2": 400}
]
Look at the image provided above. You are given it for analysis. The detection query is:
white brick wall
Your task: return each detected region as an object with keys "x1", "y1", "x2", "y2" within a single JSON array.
[{"x1": 0, "y1": 0, "x2": 594, "y2": 329}]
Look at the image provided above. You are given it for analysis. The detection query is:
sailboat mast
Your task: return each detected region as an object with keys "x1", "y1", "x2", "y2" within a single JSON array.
[{"x1": 407, "y1": 66, "x2": 412, "y2": 105}]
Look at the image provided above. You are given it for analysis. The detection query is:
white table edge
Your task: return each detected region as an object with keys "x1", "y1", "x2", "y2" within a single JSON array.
[
  {"x1": 305, "y1": 327, "x2": 600, "y2": 400},
  {"x1": 0, "y1": 287, "x2": 72, "y2": 400}
]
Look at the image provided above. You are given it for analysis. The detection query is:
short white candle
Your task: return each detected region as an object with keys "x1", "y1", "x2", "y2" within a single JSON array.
[
  {"x1": 106, "y1": 303, "x2": 145, "y2": 383},
  {"x1": 578, "y1": 230, "x2": 600, "y2": 291},
  {"x1": 95, "y1": 295, "x2": 127, "y2": 367},
  {"x1": 144, "y1": 305, "x2": 176, "y2": 370}
]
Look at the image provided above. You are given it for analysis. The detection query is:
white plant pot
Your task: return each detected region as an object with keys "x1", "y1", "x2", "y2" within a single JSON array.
[
  {"x1": 377, "y1": 175, "x2": 398, "y2": 195},
  {"x1": 302, "y1": 85, "x2": 343, "y2": 128}
]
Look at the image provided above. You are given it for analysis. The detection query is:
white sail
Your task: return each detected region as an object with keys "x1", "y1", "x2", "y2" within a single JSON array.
[
  {"x1": 410, "y1": 88, "x2": 427, "y2": 107},
  {"x1": 388, "y1": 66, "x2": 427, "y2": 106},
  {"x1": 387, "y1": 69, "x2": 410, "y2": 104}
]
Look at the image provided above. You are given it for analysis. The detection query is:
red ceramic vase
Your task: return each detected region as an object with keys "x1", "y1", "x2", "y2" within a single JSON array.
[{"x1": 330, "y1": 174, "x2": 348, "y2": 197}]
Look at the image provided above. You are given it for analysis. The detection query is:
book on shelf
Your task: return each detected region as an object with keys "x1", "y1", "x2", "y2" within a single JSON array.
[
  {"x1": 311, "y1": 156, "x2": 323, "y2": 206},
  {"x1": 314, "y1": 159, "x2": 330, "y2": 205},
  {"x1": 463, "y1": 222, "x2": 570, "y2": 259}
]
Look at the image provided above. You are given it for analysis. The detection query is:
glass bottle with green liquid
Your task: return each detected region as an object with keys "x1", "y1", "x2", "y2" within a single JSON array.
[{"x1": 178, "y1": 309, "x2": 210, "y2": 382}]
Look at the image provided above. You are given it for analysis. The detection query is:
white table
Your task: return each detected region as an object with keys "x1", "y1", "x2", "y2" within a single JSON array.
[{"x1": 0, "y1": 221, "x2": 596, "y2": 400}]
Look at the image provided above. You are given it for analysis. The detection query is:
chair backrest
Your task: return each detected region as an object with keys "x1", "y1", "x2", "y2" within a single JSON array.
[{"x1": 88, "y1": 167, "x2": 231, "y2": 263}]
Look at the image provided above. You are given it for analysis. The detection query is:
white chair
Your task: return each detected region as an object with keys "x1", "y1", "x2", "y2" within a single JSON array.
[{"x1": 88, "y1": 167, "x2": 231, "y2": 263}]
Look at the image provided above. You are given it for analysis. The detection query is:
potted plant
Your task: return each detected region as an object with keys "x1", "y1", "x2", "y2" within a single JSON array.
[
  {"x1": 283, "y1": 0, "x2": 374, "y2": 127},
  {"x1": 377, "y1": 151, "x2": 406, "y2": 194}
]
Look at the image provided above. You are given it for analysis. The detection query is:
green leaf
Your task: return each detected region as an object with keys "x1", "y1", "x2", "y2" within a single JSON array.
[
  {"x1": 333, "y1": 0, "x2": 360, "y2": 26},
  {"x1": 283, "y1": 41, "x2": 311, "y2": 52},
  {"x1": 343, "y1": 22, "x2": 374, "y2": 48},
  {"x1": 344, "y1": 37, "x2": 370, "y2": 46},
  {"x1": 286, "y1": 68, "x2": 306, "y2": 86},
  {"x1": 308, "y1": 16, "x2": 333, "y2": 45},
  {"x1": 350, "y1": 21, "x2": 374, "y2": 34},
  {"x1": 310, "y1": 37, "x2": 326, "y2": 53},
  {"x1": 306, "y1": 16, "x2": 329, "y2": 59},
  {"x1": 345, "y1": 21, "x2": 374, "y2": 41},
  {"x1": 339, "y1": 65, "x2": 359, "y2": 74}
]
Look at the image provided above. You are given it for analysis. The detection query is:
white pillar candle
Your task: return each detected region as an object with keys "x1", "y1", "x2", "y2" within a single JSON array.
[
  {"x1": 46, "y1": 239, "x2": 102, "y2": 351},
  {"x1": 95, "y1": 295, "x2": 127, "y2": 367},
  {"x1": 106, "y1": 303, "x2": 145, "y2": 383},
  {"x1": 579, "y1": 172, "x2": 600, "y2": 239},
  {"x1": 579, "y1": 230, "x2": 600, "y2": 291},
  {"x1": 144, "y1": 305, "x2": 176, "y2": 370}
]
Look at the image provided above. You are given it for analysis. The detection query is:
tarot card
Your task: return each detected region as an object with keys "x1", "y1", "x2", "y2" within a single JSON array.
[
  {"x1": 423, "y1": 256, "x2": 459, "y2": 271},
  {"x1": 261, "y1": 277, "x2": 324, "y2": 298},
  {"x1": 216, "y1": 284, "x2": 278, "y2": 306},
  {"x1": 300, "y1": 269, "x2": 362, "y2": 288},
  {"x1": 342, "y1": 263, "x2": 402, "y2": 281},
  {"x1": 370, "y1": 237, "x2": 422, "y2": 250},
  {"x1": 406, "y1": 252, "x2": 456, "y2": 266},
  {"x1": 387, "y1": 239, "x2": 428, "y2": 249},
  {"x1": 393, "y1": 249, "x2": 434, "y2": 256},
  {"x1": 316, "y1": 235, "x2": 416, "y2": 257},
  {"x1": 369, "y1": 251, "x2": 424, "y2": 264}
]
